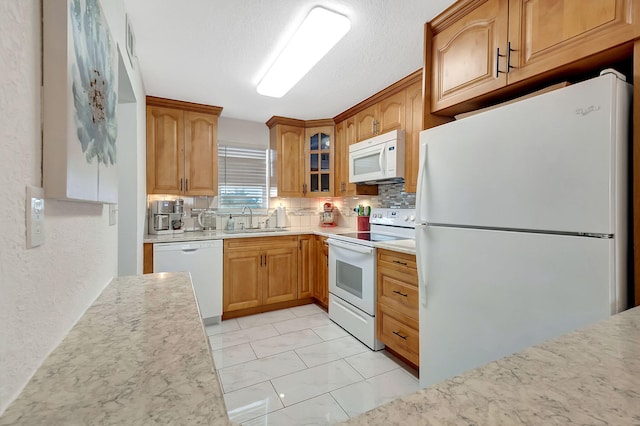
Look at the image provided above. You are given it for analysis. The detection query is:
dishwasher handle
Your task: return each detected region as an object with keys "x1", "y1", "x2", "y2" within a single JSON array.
[{"x1": 152, "y1": 240, "x2": 223, "y2": 253}]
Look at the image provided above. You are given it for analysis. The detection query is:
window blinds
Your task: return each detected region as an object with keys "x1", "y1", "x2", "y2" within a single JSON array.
[{"x1": 218, "y1": 145, "x2": 268, "y2": 208}]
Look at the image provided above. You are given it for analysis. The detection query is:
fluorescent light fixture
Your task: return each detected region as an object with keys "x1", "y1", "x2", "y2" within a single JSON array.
[{"x1": 257, "y1": 7, "x2": 350, "y2": 98}]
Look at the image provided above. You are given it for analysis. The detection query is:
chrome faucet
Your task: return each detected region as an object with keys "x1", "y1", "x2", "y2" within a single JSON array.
[{"x1": 241, "y1": 206, "x2": 253, "y2": 229}]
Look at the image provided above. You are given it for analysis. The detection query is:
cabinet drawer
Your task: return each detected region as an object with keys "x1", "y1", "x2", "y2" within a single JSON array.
[
  {"x1": 377, "y1": 249, "x2": 417, "y2": 275},
  {"x1": 378, "y1": 274, "x2": 418, "y2": 320},
  {"x1": 377, "y1": 304, "x2": 419, "y2": 366},
  {"x1": 224, "y1": 235, "x2": 298, "y2": 252}
]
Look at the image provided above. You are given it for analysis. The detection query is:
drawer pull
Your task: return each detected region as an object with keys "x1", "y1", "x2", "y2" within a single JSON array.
[
  {"x1": 392, "y1": 331, "x2": 407, "y2": 340},
  {"x1": 393, "y1": 290, "x2": 408, "y2": 298},
  {"x1": 392, "y1": 260, "x2": 408, "y2": 266}
]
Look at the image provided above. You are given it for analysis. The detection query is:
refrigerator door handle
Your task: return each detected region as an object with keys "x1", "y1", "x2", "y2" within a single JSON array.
[
  {"x1": 415, "y1": 223, "x2": 428, "y2": 307},
  {"x1": 415, "y1": 141, "x2": 429, "y2": 307},
  {"x1": 415, "y1": 144, "x2": 428, "y2": 224}
]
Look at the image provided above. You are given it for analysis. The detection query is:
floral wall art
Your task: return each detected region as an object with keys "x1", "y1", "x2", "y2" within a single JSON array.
[{"x1": 43, "y1": 0, "x2": 118, "y2": 203}]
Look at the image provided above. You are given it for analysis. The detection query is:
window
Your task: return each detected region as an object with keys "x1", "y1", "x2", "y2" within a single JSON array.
[{"x1": 218, "y1": 145, "x2": 268, "y2": 209}]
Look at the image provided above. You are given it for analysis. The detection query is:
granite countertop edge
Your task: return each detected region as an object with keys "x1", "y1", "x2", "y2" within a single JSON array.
[
  {"x1": 0, "y1": 272, "x2": 235, "y2": 426},
  {"x1": 339, "y1": 305, "x2": 640, "y2": 425}
]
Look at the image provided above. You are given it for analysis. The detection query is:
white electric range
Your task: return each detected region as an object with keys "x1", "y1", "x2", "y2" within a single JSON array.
[{"x1": 327, "y1": 208, "x2": 416, "y2": 350}]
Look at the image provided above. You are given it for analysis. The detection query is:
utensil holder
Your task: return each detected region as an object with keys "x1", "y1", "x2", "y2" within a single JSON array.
[{"x1": 357, "y1": 216, "x2": 370, "y2": 231}]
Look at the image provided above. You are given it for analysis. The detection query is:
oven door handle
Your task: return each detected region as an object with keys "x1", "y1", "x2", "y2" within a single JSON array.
[{"x1": 328, "y1": 238, "x2": 375, "y2": 255}]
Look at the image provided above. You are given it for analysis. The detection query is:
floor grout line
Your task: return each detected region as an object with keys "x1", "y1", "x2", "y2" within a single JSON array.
[{"x1": 215, "y1": 308, "x2": 417, "y2": 424}]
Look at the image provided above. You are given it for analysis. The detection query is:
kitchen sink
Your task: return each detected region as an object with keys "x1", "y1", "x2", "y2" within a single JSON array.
[{"x1": 223, "y1": 228, "x2": 288, "y2": 234}]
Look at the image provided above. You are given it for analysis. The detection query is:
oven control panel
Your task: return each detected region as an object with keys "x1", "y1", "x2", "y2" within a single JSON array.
[{"x1": 369, "y1": 208, "x2": 416, "y2": 228}]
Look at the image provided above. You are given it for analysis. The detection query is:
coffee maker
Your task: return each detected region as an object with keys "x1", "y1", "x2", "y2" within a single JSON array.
[
  {"x1": 149, "y1": 200, "x2": 183, "y2": 234},
  {"x1": 321, "y1": 202, "x2": 337, "y2": 227}
]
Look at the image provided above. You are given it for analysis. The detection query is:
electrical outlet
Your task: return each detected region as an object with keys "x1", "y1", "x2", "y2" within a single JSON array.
[
  {"x1": 26, "y1": 185, "x2": 45, "y2": 248},
  {"x1": 109, "y1": 204, "x2": 117, "y2": 226}
]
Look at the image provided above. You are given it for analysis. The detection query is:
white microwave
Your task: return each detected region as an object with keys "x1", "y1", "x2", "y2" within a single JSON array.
[{"x1": 349, "y1": 129, "x2": 405, "y2": 184}]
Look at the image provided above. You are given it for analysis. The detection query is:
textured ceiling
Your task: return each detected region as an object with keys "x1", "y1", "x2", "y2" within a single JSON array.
[{"x1": 123, "y1": 0, "x2": 455, "y2": 123}]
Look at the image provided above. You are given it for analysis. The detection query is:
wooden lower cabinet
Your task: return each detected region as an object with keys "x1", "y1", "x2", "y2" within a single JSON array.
[
  {"x1": 298, "y1": 235, "x2": 314, "y2": 299},
  {"x1": 376, "y1": 249, "x2": 419, "y2": 366},
  {"x1": 143, "y1": 243, "x2": 153, "y2": 274},
  {"x1": 313, "y1": 235, "x2": 329, "y2": 308},
  {"x1": 263, "y1": 246, "x2": 298, "y2": 305},
  {"x1": 223, "y1": 248, "x2": 263, "y2": 311},
  {"x1": 223, "y1": 236, "x2": 298, "y2": 313}
]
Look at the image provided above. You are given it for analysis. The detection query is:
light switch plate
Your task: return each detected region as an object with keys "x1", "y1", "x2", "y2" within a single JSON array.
[
  {"x1": 109, "y1": 204, "x2": 117, "y2": 226},
  {"x1": 26, "y1": 185, "x2": 45, "y2": 248}
]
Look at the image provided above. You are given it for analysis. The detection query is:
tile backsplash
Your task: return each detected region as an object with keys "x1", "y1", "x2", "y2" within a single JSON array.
[
  {"x1": 270, "y1": 196, "x2": 378, "y2": 229},
  {"x1": 377, "y1": 182, "x2": 416, "y2": 208},
  {"x1": 147, "y1": 183, "x2": 415, "y2": 232}
]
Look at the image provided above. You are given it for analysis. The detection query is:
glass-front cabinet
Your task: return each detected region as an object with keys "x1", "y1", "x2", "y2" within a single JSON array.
[{"x1": 304, "y1": 125, "x2": 334, "y2": 196}]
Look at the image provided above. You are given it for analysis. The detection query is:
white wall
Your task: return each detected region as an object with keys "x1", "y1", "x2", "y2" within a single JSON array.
[
  {"x1": 218, "y1": 116, "x2": 269, "y2": 148},
  {"x1": 0, "y1": 0, "x2": 146, "y2": 413}
]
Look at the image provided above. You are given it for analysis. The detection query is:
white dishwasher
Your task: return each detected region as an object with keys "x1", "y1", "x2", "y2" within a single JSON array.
[{"x1": 153, "y1": 240, "x2": 223, "y2": 324}]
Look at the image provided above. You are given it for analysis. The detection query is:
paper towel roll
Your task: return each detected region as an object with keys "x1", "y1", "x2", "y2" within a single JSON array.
[{"x1": 276, "y1": 206, "x2": 286, "y2": 228}]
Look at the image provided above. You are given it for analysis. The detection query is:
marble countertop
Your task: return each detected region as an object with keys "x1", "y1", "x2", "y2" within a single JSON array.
[
  {"x1": 342, "y1": 305, "x2": 640, "y2": 425},
  {"x1": 145, "y1": 227, "x2": 418, "y2": 255},
  {"x1": 375, "y1": 239, "x2": 416, "y2": 255},
  {"x1": 0, "y1": 273, "x2": 233, "y2": 426},
  {"x1": 143, "y1": 226, "x2": 354, "y2": 244}
]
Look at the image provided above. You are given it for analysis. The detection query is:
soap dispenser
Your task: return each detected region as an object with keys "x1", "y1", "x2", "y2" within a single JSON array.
[{"x1": 226, "y1": 214, "x2": 235, "y2": 231}]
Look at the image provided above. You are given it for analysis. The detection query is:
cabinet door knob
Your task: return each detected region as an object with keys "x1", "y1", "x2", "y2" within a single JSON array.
[{"x1": 180, "y1": 178, "x2": 183, "y2": 192}]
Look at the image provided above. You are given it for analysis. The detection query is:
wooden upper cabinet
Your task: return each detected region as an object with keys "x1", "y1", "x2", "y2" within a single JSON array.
[
  {"x1": 355, "y1": 91, "x2": 406, "y2": 142},
  {"x1": 146, "y1": 105, "x2": 184, "y2": 195},
  {"x1": 334, "y1": 117, "x2": 378, "y2": 196},
  {"x1": 268, "y1": 117, "x2": 337, "y2": 198},
  {"x1": 184, "y1": 111, "x2": 218, "y2": 196},
  {"x1": 507, "y1": 0, "x2": 640, "y2": 83},
  {"x1": 428, "y1": 0, "x2": 640, "y2": 114},
  {"x1": 355, "y1": 104, "x2": 378, "y2": 142},
  {"x1": 378, "y1": 90, "x2": 406, "y2": 134},
  {"x1": 430, "y1": 0, "x2": 509, "y2": 112},
  {"x1": 404, "y1": 82, "x2": 423, "y2": 193},
  {"x1": 146, "y1": 97, "x2": 222, "y2": 196},
  {"x1": 334, "y1": 118, "x2": 354, "y2": 196},
  {"x1": 268, "y1": 119, "x2": 305, "y2": 197},
  {"x1": 304, "y1": 124, "x2": 334, "y2": 197}
]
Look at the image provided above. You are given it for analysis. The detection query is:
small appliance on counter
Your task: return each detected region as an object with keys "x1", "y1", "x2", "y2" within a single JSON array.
[
  {"x1": 275, "y1": 205, "x2": 287, "y2": 228},
  {"x1": 149, "y1": 200, "x2": 183, "y2": 235},
  {"x1": 197, "y1": 210, "x2": 216, "y2": 231},
  {"x1": 174, "y1": 198, "x2": 184, "y2": 215},
  {"x1": 321, "y1": 202, "x2": 336, "y2": 227}
]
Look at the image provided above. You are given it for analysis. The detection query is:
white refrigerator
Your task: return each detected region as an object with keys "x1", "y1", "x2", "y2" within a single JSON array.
[{"x1": 415, "y1": 70, "x2": 632, "y2": 388}]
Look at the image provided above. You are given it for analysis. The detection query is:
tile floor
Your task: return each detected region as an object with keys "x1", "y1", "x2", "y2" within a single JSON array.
[{"x1": 206, "y1": 303, "x2": 420, "y2": 425}]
